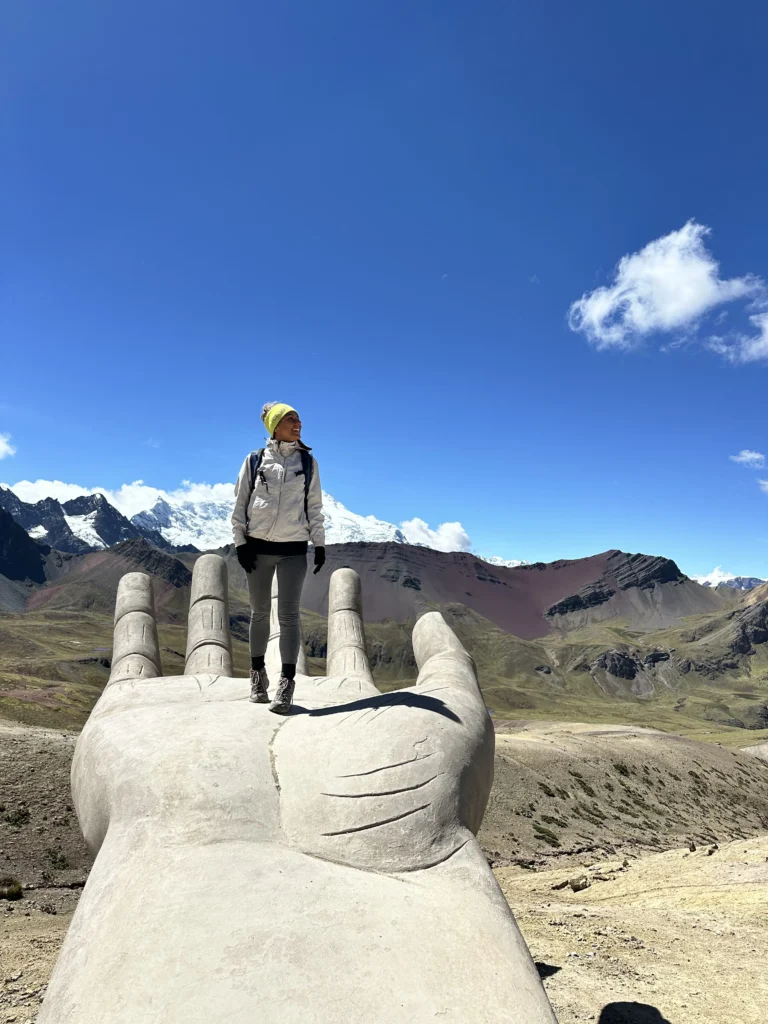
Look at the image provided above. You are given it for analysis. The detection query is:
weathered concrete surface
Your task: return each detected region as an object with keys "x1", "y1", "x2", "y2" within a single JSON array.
[{"x1": 38, "y1": 559, "x2": 558, "y2": 1023}]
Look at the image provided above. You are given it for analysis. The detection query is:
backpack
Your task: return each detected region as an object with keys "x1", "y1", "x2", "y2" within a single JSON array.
[{"x1": 248, "y1": 447, "x2": 314, "y2": 521}]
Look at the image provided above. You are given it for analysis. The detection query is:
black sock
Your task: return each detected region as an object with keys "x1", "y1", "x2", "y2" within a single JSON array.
[
  {"x1": 251, "y1": 656, "x2": 265, "y2": 671},
  {"x1": 281, "y1": 663, "x2": 296, "y2": 680}
]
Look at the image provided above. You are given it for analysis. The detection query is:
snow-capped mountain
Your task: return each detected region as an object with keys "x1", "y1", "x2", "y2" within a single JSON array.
[
  {"x1": 0, "y1": 487, "x2": 170, "y2": 554},
  {"x1": 131, "y1": 491, "x2": 408, "y2": 549},
  {"x1": 693, "y1": 567, "x2": 766, "y2": 591},
  {"x1": 132, "y1": 497, "x2": 234, "y2": 551},
  {"x1": 1, "y1": 480, "x2": 525, "y2": 564},
  {"x1": 481, "y1": 555, "x2": 530, "y2": 569},
  {"x1": 319, "y1": 493, "x2": 406, "y2": 545}
]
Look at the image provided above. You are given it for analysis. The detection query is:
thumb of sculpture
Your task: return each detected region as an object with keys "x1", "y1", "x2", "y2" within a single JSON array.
[{"x1": 313, "y1": 546, "x2": 326, "y2": 574}]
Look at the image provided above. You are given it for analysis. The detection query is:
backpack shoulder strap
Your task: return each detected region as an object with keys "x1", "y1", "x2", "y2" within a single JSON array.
[
  {"x1": 299, "y1": 449, "x2": 313, "y2": 519},
  {"x1": 248, "y1": 449, "x2": 265, "y2": 491}
]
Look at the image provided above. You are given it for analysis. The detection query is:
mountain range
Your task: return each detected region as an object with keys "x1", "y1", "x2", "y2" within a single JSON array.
[
  {"x1": 2, "y1": 475, "x2": 768, "y2": 739},
  {"x1": 693, "y1": 567, "x2": 767, "y2": 591},
  {"x1": 0, "y1": 483, "x2": 526, "y2": 565},
  {"x1": 3, "y1": 484, "x2": 760, "y2": 585},
  {"x1": 0, "y1": 488, "x2": 173, "y2": 554}
]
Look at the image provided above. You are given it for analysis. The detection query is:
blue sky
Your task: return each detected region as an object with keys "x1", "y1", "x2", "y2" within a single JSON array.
[{"x1": 2, "y1": 0, "x2": 767, "y2": 576}]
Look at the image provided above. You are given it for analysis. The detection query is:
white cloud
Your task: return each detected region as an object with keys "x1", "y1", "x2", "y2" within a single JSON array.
[
  {"x1": 568, "y1": 221, "x2": 764, "y2": 353},
  {"x1": 760, "y1": 480, "x2": 768, "y2": 495},
  {"x1": 0, "y1": 433, "x2": 16, "y2": 460},
  {"x1": 3, "y1": 478, "x2": 234, "y2": 519},
  {"x1": 400, "y1": 517, "x2": 471, "y2": 553},
  {"x1": 708, "y1": 310, "x2": 768, "y2": 364},
  {"x1": 693, "y1": 566, "x2": 736, "y2": 587},
  {"x1": 7, "y1": 479, "x2": 88, "y2": 504},
  {"x1": 729, "y1": 449, "x2": 765, "y2": 469}
]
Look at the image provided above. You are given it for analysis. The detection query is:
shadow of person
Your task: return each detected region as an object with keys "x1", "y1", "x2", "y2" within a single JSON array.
[
  {"x1": 296, "y1": 690, "x2": 462, "y2": 723},
  {"x1": 599, "y1": 1003, "x2": 672, "y2": 1023}
]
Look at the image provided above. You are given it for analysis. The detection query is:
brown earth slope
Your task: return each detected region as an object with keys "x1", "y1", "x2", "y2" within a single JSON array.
[{"x1": 26, "y1": 539, "x2": 193, "y2": 622}]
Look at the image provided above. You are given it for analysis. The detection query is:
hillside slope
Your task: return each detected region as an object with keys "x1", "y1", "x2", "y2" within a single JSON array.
[
  {"x1": 25, "y1": 539, "x2": 194, "y2": 622},
  {"x1": 2, "y1": 537, "x2": 766, "y2": 735},
  {"x1": 296, "y1": 544, "x2": 729, "y2": 638}
]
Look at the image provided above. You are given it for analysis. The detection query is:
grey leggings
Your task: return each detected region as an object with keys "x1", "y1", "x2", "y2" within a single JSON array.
[{"x1": 246, "y1": 553, "x2": 308, "y2": 664}]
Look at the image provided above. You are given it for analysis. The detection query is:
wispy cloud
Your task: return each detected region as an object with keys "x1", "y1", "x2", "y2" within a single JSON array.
[
  {"x1": 568, "y1": 221, "x2": 766, "y2": 360},
  {"x1": 0, "y1": 433, "x2": 16, "y2": 460},
  {"x1": 730, "y1": 449, "x2": 765, "y2": 469},
  {"x1": 709, "y1": 310, "x2": 768, "y2": 365},
  {"x1": 760, "y1": 480, "x2": 768, "y2": 495}
]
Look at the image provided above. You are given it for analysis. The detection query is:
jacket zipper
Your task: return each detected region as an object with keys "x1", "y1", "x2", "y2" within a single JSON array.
[{"x1": 265, "y1": 452, "x2": 284, "y2": 541}]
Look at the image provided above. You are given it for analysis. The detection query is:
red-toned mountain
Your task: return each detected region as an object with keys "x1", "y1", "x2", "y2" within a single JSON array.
[{"x1": 290, "y1": 544, "x2": 728, "y2": 639}]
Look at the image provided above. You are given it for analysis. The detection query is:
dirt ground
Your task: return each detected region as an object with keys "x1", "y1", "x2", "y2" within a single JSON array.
[{"x1": 499, "y1": 834, "x2": 768, "y2": 1024}]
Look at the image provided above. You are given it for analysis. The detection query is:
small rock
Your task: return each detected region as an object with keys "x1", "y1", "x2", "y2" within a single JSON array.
[
  {"x1": 688, "y1": 841, "x2": 696, "y2": 852},
  {"x1": 707, "y1": 844, "x2": 719, "y2": 856},
  {"x1": 551, "y1": 879, "x2": 569, "y2": 891},
  {"x1": 569, "y1": 875, "x2": 591, "y2": 892}
]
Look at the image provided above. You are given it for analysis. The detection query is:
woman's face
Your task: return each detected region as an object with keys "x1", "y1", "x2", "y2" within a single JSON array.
[{"x1": 274, "y1": 410, "x2": 302, "y2": 442}]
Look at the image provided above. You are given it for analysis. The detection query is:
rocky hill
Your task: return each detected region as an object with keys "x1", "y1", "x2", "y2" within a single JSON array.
[
  {"x1": 543, "y1": 551, "x2": 727, "y2": 631},
  {"x1": 0, "y1": 507, "x2": 49, "y2": 588},
  {"x1": 293, "y1": 544, "x2": 729, "y2": 639},
  {"x1": 26, "y1": 539, "x2": 194, "y2": 622}
]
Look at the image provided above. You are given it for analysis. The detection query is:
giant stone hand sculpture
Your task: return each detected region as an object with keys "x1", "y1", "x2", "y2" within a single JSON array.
[{"x1": 39, "y1": 555, "x2": 558, "y2": 1023}]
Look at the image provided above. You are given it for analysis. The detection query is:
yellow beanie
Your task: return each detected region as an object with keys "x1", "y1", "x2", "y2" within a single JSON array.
[{"x1": 263, "y1": 402, "x2": 296, "y2": 438}]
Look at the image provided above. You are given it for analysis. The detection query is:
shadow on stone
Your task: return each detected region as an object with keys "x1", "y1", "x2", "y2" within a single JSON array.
[
  {"x1": 599, "y1": 1004, "x2": 672, "y2": 1024},
  {"x1": 534, "y1": 962, "x2": 561, "y2": 980},
  {"x1": 294, "y1": 690, "x2": 461, "y2": 723}
]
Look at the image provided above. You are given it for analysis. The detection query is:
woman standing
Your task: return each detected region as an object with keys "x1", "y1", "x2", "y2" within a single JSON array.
[{"x1": 231, "y1": 402, "x2": 326, "y2": 714}]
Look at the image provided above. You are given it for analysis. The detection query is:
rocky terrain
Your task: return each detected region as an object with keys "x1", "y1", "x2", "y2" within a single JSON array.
[
  {"x1": 500, "y1": 834, "x2": 768, "y2": 1024},
  {"x1": 480, "y1": 722, "x2": 768, "y2": 866}
]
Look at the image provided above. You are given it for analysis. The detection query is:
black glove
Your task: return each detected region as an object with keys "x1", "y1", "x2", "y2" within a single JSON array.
[
  {"x1": 313, "y1": 546, "x2": 326, "y2": 575},
  {"x1": 236, "y1": 543, "x2": 256, "y2": 574}
]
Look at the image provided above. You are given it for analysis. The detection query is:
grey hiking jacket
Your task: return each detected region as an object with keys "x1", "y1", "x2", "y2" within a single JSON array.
[{"x1": 231, "y1": 439, "x2": 325, "y2": 548}]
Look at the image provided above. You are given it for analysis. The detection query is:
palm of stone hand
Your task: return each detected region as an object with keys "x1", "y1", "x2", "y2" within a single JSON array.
[
  {"x1": 72, "y1": 557, "x2": 493, "y2": 874},
  {"x1": 42, "y1": 556, "x2": 558, "y2": 1024}
]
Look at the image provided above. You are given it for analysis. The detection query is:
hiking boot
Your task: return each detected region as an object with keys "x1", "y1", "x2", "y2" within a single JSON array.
[
  {"x1": 249, "y1": 667, "x2": 270, "y2": 704},
  {"x1": 268, "y1": 676, "x2": 295, "y2": 715}
]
